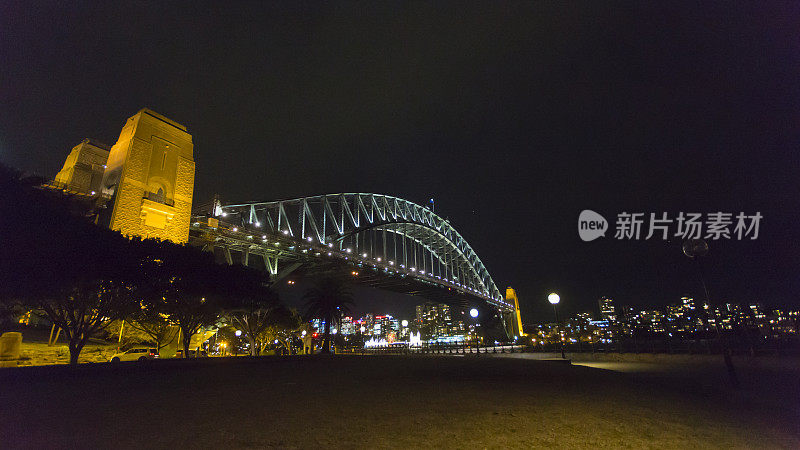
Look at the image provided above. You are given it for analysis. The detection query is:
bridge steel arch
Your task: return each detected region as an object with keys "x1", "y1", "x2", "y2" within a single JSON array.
[{"x1": 214, "y1": 194, "x2": 511, "y2": 311}]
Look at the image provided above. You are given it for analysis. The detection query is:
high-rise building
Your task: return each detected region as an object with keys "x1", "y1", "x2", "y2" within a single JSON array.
[
  {"x1": 749, "y1": 304, "x2": 766, "y2": 320},
  {"x1": 598, "y1": 297, "x2": 617, "y2": 322},
  {"x1": 639, "y1": 310, "x2": 666, "y2": 333},
  {"x1": 415, "y1": 302, "x2": 467, "y2": 338},
  {"x1": 340, "y1": 316, "x2": 355, "y2": 335},
  {"x1": 372, "y1": 315, "x2": 399, "y2": 338},
  {"x1": 415, "y1": 304, "x2": 425, "y2": 327}
]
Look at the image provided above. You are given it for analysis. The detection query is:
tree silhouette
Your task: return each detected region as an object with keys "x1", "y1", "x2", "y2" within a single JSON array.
[
  {"x1": 303, "y1": 277, "x2": 354, "y2": 354},
  {"x1": 0, "y1": 163, "x2": 144, "y2": 364},
  {"x1": 124, "y1": 312, "x2": 179, "y2": 353},
  {"x1": 0, "y1": 163, "x2": 258, "y2": 363},
  {"x1": 226, "y1": 268, "x2": 280, "y2": 356},
  {"x1": 42, "y1": 280, "x2": 139, "y2": 364},
  {"x1": 256, "y1": 307, "x2": 301, "y2": 355},
  {"x1": 139, "y1": 242, "x2": 229, "y2": 358},
  {"x1": 138, "y1": 240, "x2": 268, "y2": 358}
]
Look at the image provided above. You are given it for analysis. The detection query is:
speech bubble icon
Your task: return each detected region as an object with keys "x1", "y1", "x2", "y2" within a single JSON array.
[{"x1": 578, "y1": 210, "x2": 608, "y2": 241}]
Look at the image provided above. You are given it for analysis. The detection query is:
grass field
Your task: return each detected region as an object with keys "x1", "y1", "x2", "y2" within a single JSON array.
[{"x1": 1, "y1": 355, "x2": 797, "y2": 448}]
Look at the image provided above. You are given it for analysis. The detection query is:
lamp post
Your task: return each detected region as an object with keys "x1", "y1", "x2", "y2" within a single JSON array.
[
  {"x1": 548, "y1": 293, "x2": 566, "y2": 359},
  {"x1": 469, "y1": 308, "x2": 479, "y2": 352},
  {"x1": 683, "y1": 239, "x2": 738, "y2": 388}
]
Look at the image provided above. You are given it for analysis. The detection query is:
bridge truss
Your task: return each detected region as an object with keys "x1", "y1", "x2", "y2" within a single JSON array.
[{"x1": 190, "y1": 193, "x2": 514, "y2": 317}]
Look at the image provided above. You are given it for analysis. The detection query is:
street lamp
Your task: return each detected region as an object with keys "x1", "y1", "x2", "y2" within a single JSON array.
[
  {"x1": 548, "y1": 293, "x2": 566, "y2": 359},
  {"x1": 682, "y1": 239, "x2": 738, "y2": 388},
  {"x1": 469, "y1": 308, "x2": 480, "y2": 351}
]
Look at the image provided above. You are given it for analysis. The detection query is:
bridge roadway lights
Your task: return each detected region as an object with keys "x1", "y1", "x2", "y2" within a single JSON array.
[{"x1": 215, "y1": 193, "x2": 509, "y2": 304}]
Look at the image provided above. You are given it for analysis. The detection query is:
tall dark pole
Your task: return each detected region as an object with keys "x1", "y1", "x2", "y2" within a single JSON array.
[
  {"x1": 553, "y1": 304, "x2": 565, "y2": 359},
  {"x1": 694, "y1": 258, "x2": 712, "y2": 314},
  {"x1": 469, "y1": 308, "x2": 479, "y2": 354},
  {"x1": 683, "y1": 239, "x2": 738, "y2": 388}
]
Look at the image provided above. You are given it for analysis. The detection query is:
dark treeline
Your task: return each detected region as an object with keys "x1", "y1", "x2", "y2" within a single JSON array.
[{"x1": 0, "y1": 164, "x2": 280, "y2": 364}]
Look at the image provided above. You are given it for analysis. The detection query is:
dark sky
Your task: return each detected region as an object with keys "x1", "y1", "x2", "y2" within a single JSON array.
[{"x1": 2, "y1": 2, "x2": 799, "y2": 323}]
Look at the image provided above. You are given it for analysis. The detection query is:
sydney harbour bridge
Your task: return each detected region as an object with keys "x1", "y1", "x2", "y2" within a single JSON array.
[
  {"x1": 52, "y1": 109, "x2": 523, "y2": 340},
  {"x1": 190, "y1": 193, "x2": 522, "y2": 339}
]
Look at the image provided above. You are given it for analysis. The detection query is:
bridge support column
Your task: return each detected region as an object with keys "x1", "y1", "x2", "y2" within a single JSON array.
[
  {"x1": 271, "y1": 262, "x2": 302, "y2": 283},
  {"x1": 223, "y1": 248, "x2": 233, "y2": 265},
  {"x1": 264, "y1": 255, "x2": 278, "y2": 276}
]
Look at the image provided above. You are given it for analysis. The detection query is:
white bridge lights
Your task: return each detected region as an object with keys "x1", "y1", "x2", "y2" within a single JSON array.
[{"x1": 212, "y1": 193, "x2": 511, "y2": 309}]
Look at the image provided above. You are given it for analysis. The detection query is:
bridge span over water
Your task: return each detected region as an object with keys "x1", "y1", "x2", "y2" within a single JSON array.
[{"x1": 190, "y1": 193, "x2": 521, "y2": 339}]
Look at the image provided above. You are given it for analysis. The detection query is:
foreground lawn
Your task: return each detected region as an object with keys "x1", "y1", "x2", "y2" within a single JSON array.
[{"x1": 1, "y1": 355, "x2": 797, "y2": 448}]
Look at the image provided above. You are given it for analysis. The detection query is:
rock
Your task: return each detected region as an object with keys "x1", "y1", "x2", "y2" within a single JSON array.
[{"x1": 0, "y1": 332, "x2": 23, "y2": 360}]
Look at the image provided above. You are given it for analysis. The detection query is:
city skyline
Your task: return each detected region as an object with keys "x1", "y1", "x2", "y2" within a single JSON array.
[{"x1": 302, "y1": 294, "x2": 799, "y2": 334}]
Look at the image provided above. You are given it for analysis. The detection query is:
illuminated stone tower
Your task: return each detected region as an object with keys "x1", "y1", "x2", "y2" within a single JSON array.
[
  {"x1": 506, "y1": 287, "x2": 526, "y2": 337},
  {"x1": 101, "y1": 109, "x2": 195, "y2": 243},
  {"x1": 54, "y1": 138, "x2": 111, "y2": 194}
]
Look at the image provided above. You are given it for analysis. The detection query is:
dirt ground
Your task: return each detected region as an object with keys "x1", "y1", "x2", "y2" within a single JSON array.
[{"x1": 1, "y1": 355, "x2": 797, "y2": 449}]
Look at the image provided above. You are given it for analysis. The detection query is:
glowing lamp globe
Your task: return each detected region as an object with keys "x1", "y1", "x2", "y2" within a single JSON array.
[
  {"x1": 235, "y1": 330, "x2": 242, "y2": 337},
  {"x1": 401, "y1": 320, "x2": 409, "y2": 327},
  {"x1": 548, "y1": 293, "x2": 560, "y2": 305},
  {"x1": 469, "y1": 308, "x2": 479, "y2": 318}
]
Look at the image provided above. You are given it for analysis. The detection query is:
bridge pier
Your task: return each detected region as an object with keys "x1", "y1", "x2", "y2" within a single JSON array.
[{"x1": 271, "y1": 262, "x2": 301, "y2": 283}]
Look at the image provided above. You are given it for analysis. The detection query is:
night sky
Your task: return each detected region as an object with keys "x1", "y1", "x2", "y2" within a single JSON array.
[{"x1": 1, "y1": 2, "x2": 798, "y2": 323}]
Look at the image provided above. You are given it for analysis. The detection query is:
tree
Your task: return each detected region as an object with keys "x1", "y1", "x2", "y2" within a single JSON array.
[
  {"x1": 0, "y1": 163, "x2": 144, "y2": 364},
  {"x1": 32, "y1": 229, "x2": 142, "y2": 365},
  {"x1": 106, "y1": 319, "x2": 155, "y2": 349},
  {"x1": 226, "y1": 271, "x2": 280, "y2": 356},
  {"x1": 140, "y1": 242, "x2": 250, "y2": 358},
  {"x1": 141, "y1": 246, "x2": 216, "y2": 358},
  {"x1": 302, "y1": 277, "x2": 354, "y2": 354},
  {"x1": 123, "y1": 312, "x2": 179, "y2": 353},
  {"x1": 229, "y1": 304, "x2": 282, "y2": 356},
  {"x1": 0, "y1": 301, "x2": 23, "y2": 328},
  {"x1": 256, "y1": 307, "x2": 302, "y2": 355},
  {"x1": 41, "y1": 279, "x2": 139, "y2": 364}
]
